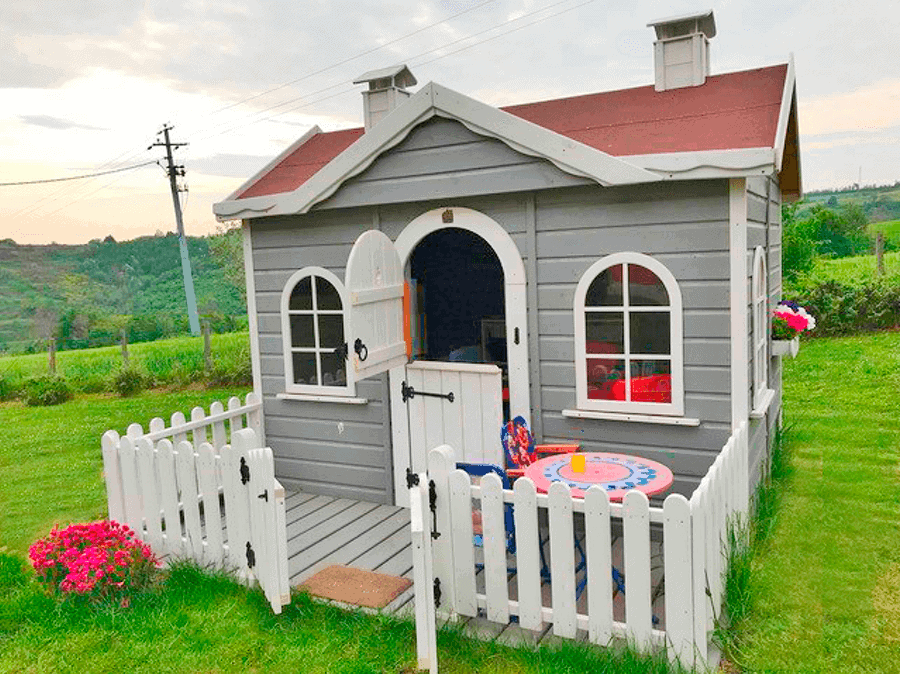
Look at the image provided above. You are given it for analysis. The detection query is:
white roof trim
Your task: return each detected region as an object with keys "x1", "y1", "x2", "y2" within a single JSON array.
[
  {"x1": 624, "y1": 147, "x2": 776, "y2": 180},
  {"x1": 773, "y1": 53, "x2": 796, "y2": 172},
  {"x1": 221, "y1": 124, "x2": 322, "y2": 206},
  {"x1": 214, "y1": 82, "x2": 659, "y2": 221}
]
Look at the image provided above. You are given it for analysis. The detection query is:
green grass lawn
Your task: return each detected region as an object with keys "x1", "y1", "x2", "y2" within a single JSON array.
[
  {"x1": 802, "y1": 250, "x2": 900, "y2": 285},
  {"x1": 0, "y1": 331, "x2": 250, "y2": 395},
  {"x1": 732, "y1": 332, "x2": 900, "y2": 672}
]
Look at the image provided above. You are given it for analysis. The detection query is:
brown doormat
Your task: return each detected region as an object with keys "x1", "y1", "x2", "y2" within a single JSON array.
[{"x1": 298, "y1": 565, "x2": 412, "y2": 609}]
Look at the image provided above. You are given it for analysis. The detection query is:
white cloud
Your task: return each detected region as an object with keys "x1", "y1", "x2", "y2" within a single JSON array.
[{"x1": 800, "y1": 79, "x2": 900, "y2": 136}]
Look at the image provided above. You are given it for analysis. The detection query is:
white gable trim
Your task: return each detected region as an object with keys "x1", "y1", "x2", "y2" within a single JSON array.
[
  {"x1": 773, "y1": 54, "x2": 796, "y2": 173},
  {"x1": 214, "y1": 82, "x2": 660, "y2": 221}
]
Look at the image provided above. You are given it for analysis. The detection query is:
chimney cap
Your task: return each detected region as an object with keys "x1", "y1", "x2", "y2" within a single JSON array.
[
  {"x1": 353, "y1": 65, "x2": 417, "y2": 88},
  {"x1": 647, "y1": 9, "x2": 716, "y2": 39}
]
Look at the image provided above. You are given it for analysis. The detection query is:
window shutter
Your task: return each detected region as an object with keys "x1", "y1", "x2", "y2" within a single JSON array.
[{"x1": 345, "y1": 230, "x2": 407, "y2": 380}]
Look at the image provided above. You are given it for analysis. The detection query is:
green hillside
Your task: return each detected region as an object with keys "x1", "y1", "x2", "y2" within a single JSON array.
[
  {"x1": 803, "y1": 183, "x2": 900, "y2": 223},
  {"x1": 0, "y1": 233, "x2": 244, "y2": 353}
]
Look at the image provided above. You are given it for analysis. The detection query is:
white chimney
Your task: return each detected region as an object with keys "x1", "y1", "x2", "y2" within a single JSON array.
[
  {"x1": 647, "y1": 10, "x2": 716, "y2": 92},
  {"x1": 353, "y1": 65, "x2": 417, "y2": 130}
]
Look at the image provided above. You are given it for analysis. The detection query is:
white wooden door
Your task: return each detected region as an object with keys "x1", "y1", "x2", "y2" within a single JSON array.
[{"x1": 345, "y1": 230, "x2": 408, "y2": 380}]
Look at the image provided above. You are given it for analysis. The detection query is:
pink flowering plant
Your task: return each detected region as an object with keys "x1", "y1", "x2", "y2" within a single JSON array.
[
  {"x1": 28, "y1": 520, "x2": 160, "y2": 604},
  {"x1": 772, "y1": 301, "x2": 817, "y2": 340}
]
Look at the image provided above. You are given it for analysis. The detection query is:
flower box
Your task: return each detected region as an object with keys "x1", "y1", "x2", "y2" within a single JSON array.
[{"x1": 772, "y1": 337, "x2": 799, "y2": 358}]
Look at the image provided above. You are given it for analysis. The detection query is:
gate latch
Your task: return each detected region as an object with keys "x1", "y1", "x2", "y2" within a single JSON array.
[
  {"x1": 429, "y1": 479, "x2": 440, "y2": 540},
  {"x1": 245, "y1": 541, "x2": 256, "y2": 569},
  {"x1": 401, "y1": 380, "x2": 454, "y2": 403}
]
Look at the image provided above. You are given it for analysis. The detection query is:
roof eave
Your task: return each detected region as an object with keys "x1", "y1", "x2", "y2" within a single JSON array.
[
  {"x1": 625, "y1": 147, "x2": 777, "y2": 180},
  {"x1": 215, "y1": 82, "x2": 662, "y2": 221}
]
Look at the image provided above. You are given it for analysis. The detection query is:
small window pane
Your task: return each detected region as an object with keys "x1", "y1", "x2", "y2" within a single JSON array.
[
  {"x1": 587, "y1": 358, "x2": 625, "y2": 400},
  {"x1": 630, "y1": 360, "x2": 672, "y2": 403},
  {"x1": 320, "y1": 352, "x2": 346, "y2": 387},
  {"x1": 290, "y1": 315, "x2": 315, "y2": 348},
  {"x1": 586, "y1": 312, "x2": 624, "y2": 354},
  {"x1": 292, "y1": 352, "x2": 318, "y2": 385},
  {"x1": 318, "y1": 315, "x2": 344, "y2": 349},
  {"x1": 628, "y1": 265, "x2": 668, "y2": 306},
  {"x1": 316, "y1": 277, "x2": 342, "y2": 310},
  {"x1": 630, "y1": 312, "x2": 670, "y2": 354},
  {"x1": 289, "y1": 277, "x2": 313, "y2": 310},
  {"x1": 585, "y1": 265, "x2": 623, "y2": 306}
]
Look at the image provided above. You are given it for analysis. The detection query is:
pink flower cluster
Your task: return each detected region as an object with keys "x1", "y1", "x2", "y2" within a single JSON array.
[
  {"x1": 772, "y1": 302, "x2": 817, "y2": 340},
  {"x1": 28, "y1": 520, "x2": 159, "y2": 601}
]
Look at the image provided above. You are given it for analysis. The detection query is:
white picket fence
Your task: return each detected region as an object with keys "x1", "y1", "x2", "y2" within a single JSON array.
[
  {"x1": 412, "y1": 422, "x2": 750, "y2": 671},
  {"x1": 101, "y1": 393, "x2": 291, "y2": 613}
]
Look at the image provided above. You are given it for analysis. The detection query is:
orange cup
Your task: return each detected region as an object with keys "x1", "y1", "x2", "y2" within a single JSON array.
[{"x1": 571, "y1": 453, "x2": 586, "y2": 473}]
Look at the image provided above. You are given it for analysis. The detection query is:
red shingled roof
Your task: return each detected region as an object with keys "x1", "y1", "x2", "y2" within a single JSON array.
[{"x1": 236, "y1": 64, "x2": 788, "y2": 200}]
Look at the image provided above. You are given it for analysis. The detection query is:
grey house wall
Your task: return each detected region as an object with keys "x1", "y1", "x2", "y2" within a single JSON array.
[
  {"x1": 746, "y1": 174, "x2": 784, "y2": 492},
  {"x1": 248, "y1": 116, "x2": 739, "y2": 503}
]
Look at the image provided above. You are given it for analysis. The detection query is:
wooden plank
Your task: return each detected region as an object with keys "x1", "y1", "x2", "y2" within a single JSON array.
[
  {"x1": 156, "y1": 439, "x2": 183, "y2": 558},
  {"x1": 440, "y1": 370, "x2": 464, "y2": 460},
  {"x1": 408, "y1": 367, "x2": 427, "y2": 473},
  {"x1": 427, "y1": 445, "x2": 458, "y2": 615},
  {"x1": 584, "y1": 486, "x2": 613, "y2": 645},
  {"x1": 287, "y1": 497, "x2": 375, "y2": 542},
  {"x1": 449, "y1": 468, "x2": 477, "y2": 617},
  {"x1": 118, "y1": 436, "x2": 143, "y2": 535},
  {"x1": 170, "y1": 411, "x2": 188, "y2": 447},
  {"x1": 230, "y1": 429, "x2": 261, "y2": 583},
  {"x1": 273, "y1": 478, "x2": 291, "y2": 606},
  {"x1": 691, "y1": 488, "x2": 708, "y2": 662},
  {"x1": 663, "y1": 494, "x2": 694, "y2": 667},
  {"x1": 623, "y1": 490, "x2": 652, "y2": 651},
  {"x1": 136, "y1": 438, "x2": 163, "y2": 552},
  {"x1": 176, "y1": 440, "x2": 204, "y2": 561},
  {"x1": 228, "y1": 396, "x2": 244, "y2": 435},
  {"x1": 548, "y1": 482, "x2": 577, "y2": 638},
  {"x1": 101, "y1": 431, "x2": 125, "y2": 524},
  {"x1": 423, "y1": 368, "x2": 444, "y2": 453},
  {"x1": 513, "y1": 478, "x2": 542, "y2": 631},
  {"x1": 460, "y1": 371, "x2": 484, "y2": 463},
  {"x1": 481, "y1": 369, "x2": 503, "y2": 465},
  {"x1": 480, "y1": 472, "x2": 509, "y2": 624},
  {"x1": 248, "y1": 447, "x2": 271, "y2": 604},
  {"x1": 197, "y1": 442, "x2": 225, "y2": 567}
]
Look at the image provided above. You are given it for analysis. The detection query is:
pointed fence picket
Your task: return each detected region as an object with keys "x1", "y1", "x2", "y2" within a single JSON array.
[
  {"x1": 101, "y1": 394, "x2": 290, "y2": 614},
  {"x1": 418, "y1": 422, "x2": 751, "y2": 672}
]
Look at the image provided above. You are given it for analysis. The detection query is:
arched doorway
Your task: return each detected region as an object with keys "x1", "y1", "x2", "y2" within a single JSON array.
[{"x1": 388, "y1": 207, "x2": 530, "y2": 505}]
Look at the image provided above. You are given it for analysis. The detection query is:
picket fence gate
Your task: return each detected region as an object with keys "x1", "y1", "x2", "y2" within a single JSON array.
[
  {"x1": 411, "y1": 422, "x2": 750, "y2": 672},
  {"x1": 101, "y1": 393, "x2": 291, "y2": 613}
]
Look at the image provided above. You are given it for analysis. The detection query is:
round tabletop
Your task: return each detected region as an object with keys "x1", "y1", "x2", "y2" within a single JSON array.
[{"x1": 523, "y1": 452, "x2": 674, "y2": 501}]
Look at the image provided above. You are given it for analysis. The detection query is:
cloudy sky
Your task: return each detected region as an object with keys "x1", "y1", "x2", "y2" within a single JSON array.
[{"x1": 1, "y1": 0, "x2": 898, "y2": 244}]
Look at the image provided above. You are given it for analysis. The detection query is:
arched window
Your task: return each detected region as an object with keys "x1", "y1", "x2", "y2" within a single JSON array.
[
  {"x1": 752, "y1": 246, "x2": 768, "y2": 409},
  {"x1": 573, "y1": 252, "x2": 684, "y2": 416},
  {"x1": 280, "y1": 267, "x2": 353, "y2": 395}
]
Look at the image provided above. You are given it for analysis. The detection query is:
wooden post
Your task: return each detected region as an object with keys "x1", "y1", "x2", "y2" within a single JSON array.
[
  {"x1": 48, "y1": 337, "x2": 56, "y2": 374},
  {"x1": 876, "y1": 231, "x2": 885, "y2": 275},
  {"x1": 120, "y1": 330, "x2": 129, "y2": 366},
  {"x1": 202, "y1": 320, "x2": 212, "y2": 372}
]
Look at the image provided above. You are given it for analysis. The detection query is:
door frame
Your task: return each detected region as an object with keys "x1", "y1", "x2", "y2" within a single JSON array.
[{"x1": 388, "y1": 206, "x2": 530, "y2": 506}]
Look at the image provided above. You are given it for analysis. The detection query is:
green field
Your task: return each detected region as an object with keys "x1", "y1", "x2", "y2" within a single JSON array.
[
  {"x1": 0, "y1": 331, "x2": 251, "y2": 397},
  {"x1": 799, "y1": 250, "x2": 900, "y2": 285}
]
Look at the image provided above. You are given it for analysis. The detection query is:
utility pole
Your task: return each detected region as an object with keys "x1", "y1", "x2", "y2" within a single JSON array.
[{"x1": 151, "y1": 125, "x2": 200, "y2": 335}]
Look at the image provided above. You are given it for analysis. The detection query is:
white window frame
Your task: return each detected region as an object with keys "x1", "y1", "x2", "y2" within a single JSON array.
[
  {"x1": 573, "y1": 252, "x2": 684, "y2": 416},
  {"x1": 752, "y1": 246, "x2": 768, "y2": 410},
  {"x1": 280, "y1": 266, "x2": 355, "y2": 397}
]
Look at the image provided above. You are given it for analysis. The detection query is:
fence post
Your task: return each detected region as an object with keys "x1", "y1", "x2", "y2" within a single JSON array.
[
  {"x1": 202, "y1": 320, "x2": 212, "y2": 372},
  {"x1": 48, "y1": 337, "x2": 56, "y2": 374},
  {"x1": 411, "y1": 473, "x2": 438, "y2": 673},
  {"x1": 121, "y1": 329, "x2": 129, "y2": 366}
]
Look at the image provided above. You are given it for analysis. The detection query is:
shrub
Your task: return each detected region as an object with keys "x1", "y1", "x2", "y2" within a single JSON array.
[
  {"x1": 28, "y1": 520, "x2": 159, "y2": 604},
  {"x1": 206, "y1": 357, "x2": 252, "y2": 387},
  {"x1": 22, "y1": 375, "x2": 73, "y2": 406},
  {"x1": 112, "y1": 366, "x2": 146, "y2": 397},
  {"x1": 0, "y1": 375, "x2": 18, "y2": 401},
  {"x1": 786, "y1": 276, "x2": 900, "y2": 336}
]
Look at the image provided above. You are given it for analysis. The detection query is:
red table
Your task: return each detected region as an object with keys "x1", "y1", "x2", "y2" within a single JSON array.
[{"x1": 523, "y1": 452, "x2": 673, "y2": 501}]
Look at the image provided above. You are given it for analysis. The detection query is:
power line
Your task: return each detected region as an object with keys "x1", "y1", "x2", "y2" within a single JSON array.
[
  {"x1": 191, "y1": 0, "x2": 590, "y2": 144},
  {"x1": 0, "y1": 160, "x2": 158, "y2": 187}
]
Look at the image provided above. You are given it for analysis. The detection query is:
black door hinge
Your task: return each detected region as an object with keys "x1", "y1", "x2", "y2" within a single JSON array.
[
  {"x1": 406, "y1": 467, "x2": 419, "y2": 489},
  {"x1": 433, "y1": 577, "x2": 442, "y2": 609},
  {"x1": 429, "y1": 479, "x2": 440, "y2": 540},
  {"x1": 245, "y1": 541, "x2": 256, "y2": 569},
  {"x1": 240, "y1": 457, "x2": 250, "y2": 484},
  {"x1": 258, "y1": 489, "x2": 269, "y2": 502}
]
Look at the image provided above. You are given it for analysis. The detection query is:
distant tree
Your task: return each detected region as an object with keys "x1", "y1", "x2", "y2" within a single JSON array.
[
  {"x1": 782, "y1": 202, "x2": 817, "y2": 283},
  {"x1": 207, "y1": 222, "x2": 246, "y2": 302},
  {"x1": 826, "y1": 195, "x2": 838, "y2": 207}
]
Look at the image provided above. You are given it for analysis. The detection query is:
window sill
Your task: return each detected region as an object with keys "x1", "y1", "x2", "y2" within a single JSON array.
[
  {"x1": 562, "y1": 409, "x2": 701, "y2": 426},
  {"x1": 750, "y1": 388, "x2": 776, "y2": 419},
  {"x1": 276, "y1": 393, "x2": 368, "y2": 405}
]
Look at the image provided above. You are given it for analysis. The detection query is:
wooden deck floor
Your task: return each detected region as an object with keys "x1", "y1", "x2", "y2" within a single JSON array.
[{"x1": 283, "y1": 490, "x2": 666, "y2": 646}]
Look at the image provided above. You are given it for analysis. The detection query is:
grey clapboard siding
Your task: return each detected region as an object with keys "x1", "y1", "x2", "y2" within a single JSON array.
[
  {"x1": 247, "y1": 112, "x2": 742, "y2": 502},
  {"x1": 317, "y1": 118, "x2": 593, "y2": 210}
]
